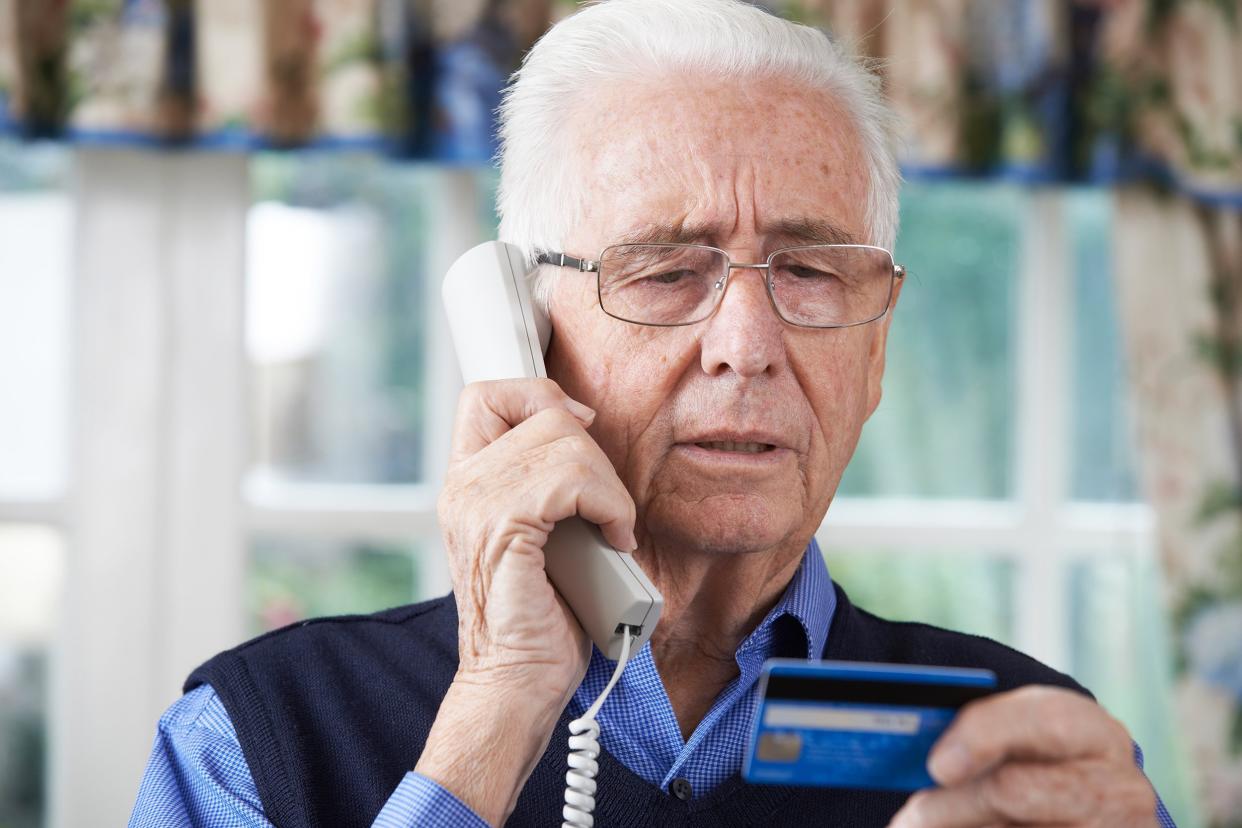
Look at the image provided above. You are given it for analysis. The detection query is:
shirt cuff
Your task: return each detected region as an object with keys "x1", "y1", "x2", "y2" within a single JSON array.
[
  {"x1": 1133, "y1": 741, "x2": 1178, "y2": 828},
  {"x1": 372, "y1": 772, "x2": 491, "y2": 828}
]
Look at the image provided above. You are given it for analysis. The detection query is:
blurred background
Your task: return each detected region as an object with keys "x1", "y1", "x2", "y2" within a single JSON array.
[{"x1": 0, "y1": 0, "x2": 1239, "y2": 826}]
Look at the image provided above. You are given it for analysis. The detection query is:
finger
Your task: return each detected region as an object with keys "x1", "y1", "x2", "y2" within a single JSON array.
[
  {"x1": 890, "y1": 758, "x2": 1146, "y2": 828},
  {"x1": 483, "y1": 405, "x2": 604, "y2": 460},
  {"x1": 444, "y1": 406, "x2": 637, "y2": 550},
  {"x1": 450, "y1": 378, "x2": 595, "y2": 462},
  {"x1": 899, "y1": 764, "x2": 1092, "y2": 828},
  {"x1": 521, "y1": 433, "x2": 638, "y2": 551},
  {"x1": 927, "y1": 686, "x2": 1131, "y2": 786},
  {"x1": 450, "y1": 420, "x2": 638, "y2": 551}
]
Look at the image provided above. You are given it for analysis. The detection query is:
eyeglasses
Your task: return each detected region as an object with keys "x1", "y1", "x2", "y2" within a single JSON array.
[{"x1": 536, "y1": 243, "x2": 905, "y2": 329}]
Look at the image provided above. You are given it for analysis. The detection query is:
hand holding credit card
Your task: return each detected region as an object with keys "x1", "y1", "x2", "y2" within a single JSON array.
[{"x1": 744, "y1": 660, "x2": 997, "y2": 790}]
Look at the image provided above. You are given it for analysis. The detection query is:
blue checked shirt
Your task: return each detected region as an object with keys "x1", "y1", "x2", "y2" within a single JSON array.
[{"x1": 130, "y1": 540, "x2": 1176, "y2": 827}]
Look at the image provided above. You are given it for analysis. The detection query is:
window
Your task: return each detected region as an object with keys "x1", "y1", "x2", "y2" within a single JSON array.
[
  {"x1": 0, "y1": 140, "x2": 71, "y2": 828},
  {"x1": 248, "y1": 536, "x2": 420, "y2": 633},
  {"x1": 243, "y1": 156, "x2": 498, "y2": 628},
  {"x1": 839, "y1": 182, "x2": 1020, "y2": 500},
  {"x1": 820, "y1": 182, "x2": 1193, "y2": 822},
  {"x1": 0, "y1": 142, "x2": 71, "y2": 500},
  {"x1": 0, "y1": 524, "x2": 64, "y2": 828},
  {"x1": 1067, "y1": 187, "x2": 1139, "y2": 502},
  {"x1": 248, "y1": 153, "x2": 435, "y2": 487}
]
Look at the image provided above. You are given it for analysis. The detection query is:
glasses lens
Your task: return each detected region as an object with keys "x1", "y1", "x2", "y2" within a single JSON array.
[
  {"x1": 598, "y1": 244, "x2": 725, "y2": 325},
  {"x1": 768, "y1": 246, "x2": 894, "y2": 327}
]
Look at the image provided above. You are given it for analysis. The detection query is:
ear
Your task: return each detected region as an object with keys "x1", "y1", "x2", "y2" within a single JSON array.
[{"x1": 864, "y1": 275, "x2": 903, "y2": 417}]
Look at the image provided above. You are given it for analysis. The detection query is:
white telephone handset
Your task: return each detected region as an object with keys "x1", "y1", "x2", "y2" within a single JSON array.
[{"x1": 441, "y1": 241, "x2": 663, "y2": 661}]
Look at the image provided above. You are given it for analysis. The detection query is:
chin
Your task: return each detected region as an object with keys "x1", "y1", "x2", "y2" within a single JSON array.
[{"x1": 646, "y1": 494, "x2": 796, "y2": 555}]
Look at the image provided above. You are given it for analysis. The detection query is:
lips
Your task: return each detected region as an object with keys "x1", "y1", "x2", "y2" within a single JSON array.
[
  {"x1": 680, "y1": 429, "x2": 791, "y2": 453},
  {"x1": 694, "y1": 440, "x2": 775, "y2": 453}
]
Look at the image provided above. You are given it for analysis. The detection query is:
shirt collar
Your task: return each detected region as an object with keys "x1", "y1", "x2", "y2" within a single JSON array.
[{"x1": 736, "y1": 537, "x2": 836, "y2": 663}]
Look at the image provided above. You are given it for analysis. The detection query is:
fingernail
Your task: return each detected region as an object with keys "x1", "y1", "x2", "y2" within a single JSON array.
[
  {"x1": 564, "y1": 398, "x2": 595, "y2": 422},
  {"x1": 927, "y1": 741, "x2": 971, "y2": 784},
  {"x1": 626, "y1": 531, "x2": 638, "y2": 552}
]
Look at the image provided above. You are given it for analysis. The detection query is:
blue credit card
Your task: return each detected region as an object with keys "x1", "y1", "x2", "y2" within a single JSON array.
[{"x1": 743, "y1": 660, "x2": 997, "y2": 791}]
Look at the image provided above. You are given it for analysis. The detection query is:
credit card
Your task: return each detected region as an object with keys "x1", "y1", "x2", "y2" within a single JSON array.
[{"x1": 743, "y1": 659, "x2": 997, "y2": 791}]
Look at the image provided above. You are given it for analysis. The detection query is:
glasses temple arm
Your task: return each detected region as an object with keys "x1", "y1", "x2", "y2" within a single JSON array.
[{"x1": 535, "y1": 251, "x2": 599, "y2": 273}]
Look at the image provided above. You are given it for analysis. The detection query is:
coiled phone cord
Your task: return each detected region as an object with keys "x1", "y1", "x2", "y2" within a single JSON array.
[{"x1": 562, "y1": 626, "x2": 638, "y2": 828}]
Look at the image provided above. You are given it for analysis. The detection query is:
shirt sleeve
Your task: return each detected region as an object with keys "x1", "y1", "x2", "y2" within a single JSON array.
[
  {"x1": 129, "y1": 684, "x2": 491, "y2": 828},
  {"x1": 372, "y1": 773, "x2": 491, "y2": 828},
  {"x1": 1134, "y1": 741, "x2": 1178, "y2": 828},
  {"x1": 128, "y1": 684, "x2": 271, "y2": 827}
]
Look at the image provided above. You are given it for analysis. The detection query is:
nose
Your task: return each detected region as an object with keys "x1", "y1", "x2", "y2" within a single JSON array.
[{"x1": 698, "y1": 263, "x2": 786, "y2": 379}]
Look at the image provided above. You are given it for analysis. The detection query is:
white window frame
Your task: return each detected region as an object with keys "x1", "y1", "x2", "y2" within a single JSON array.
[{"x1": 0, "y1": 150, "x2": 1154, "y2": 828}]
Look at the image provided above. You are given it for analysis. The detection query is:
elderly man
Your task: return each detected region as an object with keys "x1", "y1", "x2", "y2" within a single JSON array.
[{"x1": 131, "y1": 1, "x2": 1174, "y2": 826}]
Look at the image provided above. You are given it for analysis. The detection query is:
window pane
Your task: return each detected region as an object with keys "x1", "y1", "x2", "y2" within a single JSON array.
[
  {"x1": 0, "y1": 524, "x2": 65, "y2": 828},
  {"x1": 247, "y1": 155, "x2": 490, "y2": 485},
  {"x1": 840, "y1": 182, "x2": 1020, "y2": 499},
  {"x1": 0, "y1": 140, "x2": 71, "y2": 500},
  {"x1": 820, "y1": 546, "x2": 1015, "y2": 643},
  {"x1": 248, "y1": 535, "x2": 420, "y2": 633},
  {"x1": 1068, "y1": 553, "x2": 1199, "y2": 827},
  {"x1": 1067, "y1": 189, "x2": 1140, "y2": 501}
]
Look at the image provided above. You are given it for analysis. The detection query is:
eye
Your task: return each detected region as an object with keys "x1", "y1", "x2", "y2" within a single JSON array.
[
  {"x1": 785, "y1": 265, "x2": 838, "y2": 281},
  {"x1": 646, "y1": 269, "x2": 696, "y2": 285}
]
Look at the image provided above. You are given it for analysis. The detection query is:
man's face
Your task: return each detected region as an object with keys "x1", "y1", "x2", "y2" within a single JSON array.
[{"x1": 545, "y1": 73, "x2": 899, "y2": 558}]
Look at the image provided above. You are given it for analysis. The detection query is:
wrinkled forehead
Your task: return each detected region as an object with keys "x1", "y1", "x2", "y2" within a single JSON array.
[{"x1": 567, "y1": 73, "x2": 871, "y2": 252}]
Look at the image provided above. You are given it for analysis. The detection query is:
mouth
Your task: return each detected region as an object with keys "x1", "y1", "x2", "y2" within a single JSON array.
[
  {"x1": 692, "y1": 440, "x2": 778, "y2": 454},
  {"x1": 674, "y1": 437, "x2": 790, "y2": 470}
]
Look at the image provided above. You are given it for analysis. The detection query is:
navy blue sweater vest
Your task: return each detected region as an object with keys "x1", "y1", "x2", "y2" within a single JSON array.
[{"x1": 187, "y1": 585, "x2": 1087, "y2": 827}]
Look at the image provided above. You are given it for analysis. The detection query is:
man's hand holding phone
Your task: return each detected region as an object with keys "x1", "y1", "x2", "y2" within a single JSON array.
[{"x1": 415, "y1": 377, "x2": 637, "y2": 826}]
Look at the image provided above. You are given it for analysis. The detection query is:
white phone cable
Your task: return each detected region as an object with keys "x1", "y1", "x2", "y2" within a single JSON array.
[{"x1": 562, "y1": 626, "x2": 638, "y2": 828}]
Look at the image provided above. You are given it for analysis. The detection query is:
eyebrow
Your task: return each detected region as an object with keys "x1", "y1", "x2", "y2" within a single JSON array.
[
  {"x1": 766, "y1": 217, "x2": 858, "y2": 246},
  {"x1": 613, "y1": 216, "x2": 859, "y2": 248},
  {"x1": 615, "y1": 220, "x2": 715, "y2": 247}
]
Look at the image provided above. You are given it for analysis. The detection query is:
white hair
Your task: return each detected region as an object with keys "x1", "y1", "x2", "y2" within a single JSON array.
[{"x1": 496, "y1": 0, "x2": 902, "y2": 307}]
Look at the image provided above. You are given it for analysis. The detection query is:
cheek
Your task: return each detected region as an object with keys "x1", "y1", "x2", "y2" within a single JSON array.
[
  {"x1": 589, "y1": 338, "x2": 688, "y2": 479},
  {"x1": 545, "y1": 293, "x2": 687, "y2": 476},
  {"x1": 546, "y1": 274, "x2": 611, "y2": 387},
  {"x1": 796, "y1": 334, "x2": 875, "y2": 474}
]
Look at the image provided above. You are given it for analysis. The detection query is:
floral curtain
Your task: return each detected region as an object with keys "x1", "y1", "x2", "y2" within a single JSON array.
[
  {"x1": 1114, "y1": 189, "x2": 1242, "y2": 827},
  {"x1": 0, "y1": 0, "x2": 560, "y2": 158},
  {"x1": 1099, "y1": 3, "x2": 1242, "y2": 825}
]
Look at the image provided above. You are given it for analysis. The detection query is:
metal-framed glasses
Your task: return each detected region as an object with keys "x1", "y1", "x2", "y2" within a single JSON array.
[{"x1": 536, "y1": 243, "x2": 905, "y2": 329}]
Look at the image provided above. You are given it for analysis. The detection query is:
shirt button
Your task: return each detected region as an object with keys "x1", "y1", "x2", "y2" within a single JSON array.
[{"x1": 670, "y1": 777, "x2": 693, "y2": 801}]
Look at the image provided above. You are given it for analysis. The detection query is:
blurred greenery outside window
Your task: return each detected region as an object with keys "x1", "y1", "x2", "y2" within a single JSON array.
[
  {"x1": 823, "y1": 549, "x2": 1017, "y2": 643},
  {"x1": 248, "y1": 536, "x2": 420, "y2": 636},
  {"x1": 0, "y1": 526, "x2": 63, "y2": 828},
  {"x1": 822, "y1": 182, "x2": 1189, "y2": 822},
  {"x1": 0, "y1": 141, "x2": 70, "y2": 501},
  {"x1": 839, "y1": 182, "x2": 1021, "y2": 501},
  {"x1": 1066, "y1": 187, "x2": 1139, "y2": 502},
  {"x1": 1069, "y1": 552, "x2": 1193, "y2": 816},
  {"x1": 245, "y1": 154, "x2": 503, "y2": 634},
  {"x1": 247, "y1": 153, "x2": 437, "y2": 487}
]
